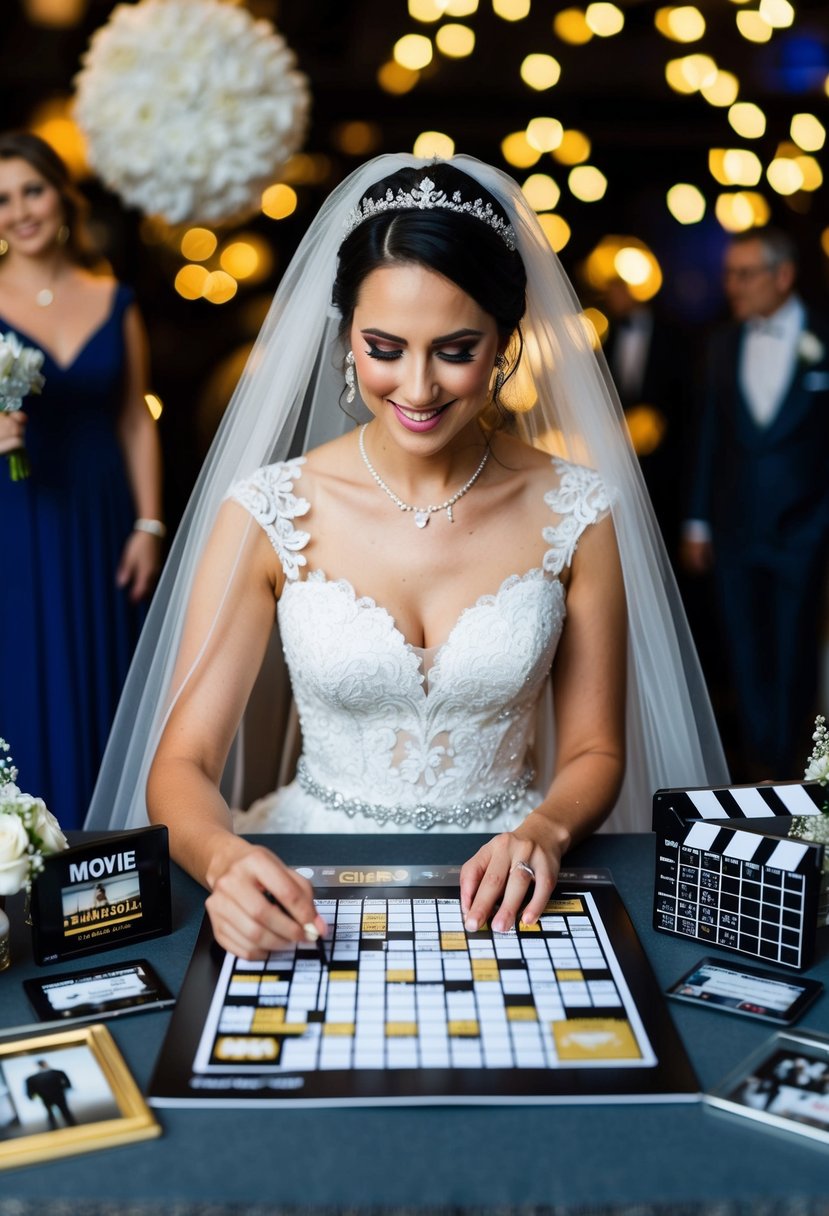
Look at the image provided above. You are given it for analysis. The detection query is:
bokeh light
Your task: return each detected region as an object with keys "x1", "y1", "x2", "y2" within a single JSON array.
[
  {"x1": 180, "y1": 228, "x2": 217, "y2": 261},
  {"x1": 666, "y1": 183, "x2": 706, "y2": 223},
  {"x1": 175, "y1": 264, "x2": 209, "y2": 300},
  {"x1": 394, "y1": 33, "x2": 433, "y2": 69},
  {"x1": 436, "y1": 23, "x2": 475, "y2": 55},
  {"x1": 568, "y1": 165, "x2": 607, "y2": 201},
  {"x1": 585, "y1": 3, "x2": 624, "y2": 37},
  {"x1": 202, "y1": 270, "x2": 238, "y2": 305},
  {"x1": 520, "y1": 53, "x2": 561, "y2": 90},
  {"x1": 377, "y1": 61, "x2": 420, "y2": 93},
  {"x1": 537, "y1": 213, "x2": 571, "y2": 251},
  {"x1": 554, "y1": 9, "x2": 594, "y2": 44},
  {"x1": 709, "y1": 148, "x2": 762, "y2": 187},
  {"x1": 526, "y1": 117, "x2": 564, "y2": 152},
  {"x1": 333, "y1": 121, "x2": 383, "y2": 156},
  {"x1": 736, "y1": 11, "x2": 772, "y2": 42},
  {"x1": 408, "y1": 0, "x2": 445, "y2": 19},
  {"x1": 728, "y1": 102, "x2": 766, "y2": 139},
  {"x1": 522, "y1": 173, "x2": 561, "y2": 211},
  {"x1": 261, "y1": 184, "x2": 298, "y2": 220},
  {"x1": 413, "y1": 131, "x2": 455, "y2": 157},
  {"x1": 758, "y1": 0, "x2": 794, "y2": 28},
  {"x1": 654, "y1": 6, "x2": 706, "y2": 42},
  {"x1": 767, "y1": 157, "x2": 805, "y2": 195},
  {"x1": 701, "y1": 70, "x2": 739, "y2": 107},
  {"x1": 553, "y1": 130, "x2": 592, "y2": 164},
  {"x1": 790, "y1": 113, "x2": 826, "y2": 152},
  {"x1": 501, "y1": 131, "x2": 542, "y2": 167},
  {"x1": 144, "y1": 393, "x2": 163, "y2": 421},
  {"x1": 493, "y1": 0, "x2": 531, "y2": 19}
]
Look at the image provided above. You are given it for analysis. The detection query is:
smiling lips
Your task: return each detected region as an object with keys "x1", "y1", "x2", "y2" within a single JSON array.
[{"x1": 386, "y1": 396, "x2": 452, "y2": 430}]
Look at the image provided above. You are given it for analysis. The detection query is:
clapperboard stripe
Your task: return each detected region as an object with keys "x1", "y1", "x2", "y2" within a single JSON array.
[
  {"x1": 683, "y1": 820, "x2": 809, "y2": 871},
  {"x1": 673, "y1": 782, "x2": 823, "y2": 822}
]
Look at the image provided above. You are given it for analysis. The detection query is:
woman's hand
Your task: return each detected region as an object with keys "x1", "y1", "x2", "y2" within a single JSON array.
[
  {"x1": 459, "y1": 811, "x2": 570, "y2": 934},
  {"x1": 0, "y1": 410, "x2": 27, "y2": 455},
  {"x1": 116, "y1": 529, "x2": 162, "y2": 602},
  {"x1": 205, "y1": 837, "x2": 327, "y2": 960}
]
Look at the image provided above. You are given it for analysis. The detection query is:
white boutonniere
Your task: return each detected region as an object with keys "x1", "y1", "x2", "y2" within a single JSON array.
[
  {"x1": 789, "y1": 715, "x2": 829, "y2": 851},
  {"x1": 797, "y1": 330, "x2": 825, "y2": 366}
]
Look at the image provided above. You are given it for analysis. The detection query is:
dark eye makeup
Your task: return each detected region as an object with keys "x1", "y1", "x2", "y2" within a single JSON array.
[{"x1": 364, "y1": 341, "x2": 476, "y2": 364}]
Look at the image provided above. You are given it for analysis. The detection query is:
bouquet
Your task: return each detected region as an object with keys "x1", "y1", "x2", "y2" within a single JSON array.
[
  {"x1": 0, "y1": 739, "x2": 67, "y2": 895},
  {"x1": 789, "y1": 714, "x2": 829, "y2": 847},
  {"x1": 0, "y1": 331, "x2": 45, "y2": 481}
]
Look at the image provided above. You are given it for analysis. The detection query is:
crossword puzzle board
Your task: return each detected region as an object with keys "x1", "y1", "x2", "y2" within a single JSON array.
[{"x1": 149, "y1": 866, "x2": 696, "y2": 1106}]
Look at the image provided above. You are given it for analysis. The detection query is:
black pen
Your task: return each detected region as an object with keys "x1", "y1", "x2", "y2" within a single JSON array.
[{"x1": 264, "y1": 889, "x2": 328, "y2": 966}]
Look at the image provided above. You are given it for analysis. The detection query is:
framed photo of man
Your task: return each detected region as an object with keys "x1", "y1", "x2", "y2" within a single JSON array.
[{"x1": 0, "y1": 1023, "x2": 160, "y2": 1170}]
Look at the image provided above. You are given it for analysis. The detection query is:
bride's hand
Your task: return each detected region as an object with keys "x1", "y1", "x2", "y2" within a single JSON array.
[
  {"x1": 205, "y1": 839, "x2": 327, "y2": 960},
  {"x1": 459, "y1": 813, "x2": 570, "y2": 933}
]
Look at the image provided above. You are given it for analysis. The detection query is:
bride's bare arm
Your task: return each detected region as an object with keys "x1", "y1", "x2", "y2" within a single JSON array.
[
  {"x1": 460, "y1": 512, "x2": 626, "y2": 931},
  {"x1": 146, "y1": 501, "x2": 325, "y2": 958}
]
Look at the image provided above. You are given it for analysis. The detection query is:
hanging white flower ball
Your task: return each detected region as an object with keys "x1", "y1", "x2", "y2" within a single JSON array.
[{"x1": 73, "y1": 0, "x2": 311, "y2": 225}]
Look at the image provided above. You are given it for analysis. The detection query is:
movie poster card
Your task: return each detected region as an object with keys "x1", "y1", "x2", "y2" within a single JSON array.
[{"x1": 29, "y1": 827, "x2": 171, "y2": 965}]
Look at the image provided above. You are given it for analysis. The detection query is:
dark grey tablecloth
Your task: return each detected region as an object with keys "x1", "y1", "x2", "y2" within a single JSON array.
[{"x1": 2, "y1": 833, "x2": 828, "y2": 1212}]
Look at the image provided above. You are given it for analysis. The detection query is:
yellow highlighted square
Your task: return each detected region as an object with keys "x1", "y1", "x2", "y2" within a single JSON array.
[
  {"x1": 230, "y1": 974, "x2": 262, "y2": 983},
  {"x1": 447, "y1": 1020, "x2": 480, "y2": 1037},
  {"x1": 556, "y1": 969, "x2": 584, "y2": 982},
  {"x1": 385, "y1": 1022, "x2": 418, "y2": 1036},
  {"x1": 518, "y1": 920, "x2": 541, "y2": 932},
  {"x1": 506, "y1": 1006, "x2": 538, "y2": 1021},
  {"x1": 215, "y1": 1036, "x2": 279, "y2": 1062},
  {"x1": 324, "y1": 1023, "x2": 355, "y2": 1036},
  {"x1": 386, "y1": 969, "x2": 415, "y2": 983},
  {"x1": 278, "y1": 1022, "x2": 309, "y2": 1036},
  {"x1": 553, "y1": 1017, "x2": 642, "y2": 1061},
  {"x1": 543, "y1": 898, "x2": 584, "y2": 914},
  {"x1": 472, "y1": 960, "x2": 500, "y2": 981},
  {"x1": 251, "y1": 1007, "x2": 286, "y2": 1031},
  {"x1": 362, "y1": 915, "x2": 387, "y2": 931},
  {"x1": 330, "y1": 970, "x2": 358, "y2": 981},
  {"x1": 440, "y1": 932, "x2": 468, "y2": 950}
]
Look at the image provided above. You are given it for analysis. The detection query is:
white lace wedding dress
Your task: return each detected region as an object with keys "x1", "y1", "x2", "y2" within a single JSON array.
[{"x1": 227, "y1": 455, "x2": 610, "y2": 835}]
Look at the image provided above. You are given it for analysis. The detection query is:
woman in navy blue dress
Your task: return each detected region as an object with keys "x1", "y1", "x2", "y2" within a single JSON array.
[{"x1": 0, "y1": 132, "x2": 164, "y2": 828}]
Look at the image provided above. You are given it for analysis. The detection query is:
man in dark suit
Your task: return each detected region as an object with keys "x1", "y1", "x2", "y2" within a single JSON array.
[
  {"x1": 24, "y1": 1059, "x2": 77, "y2": 1130},
  {"x1": 682, "y1": 228, "x2": 829, "y2": 780}
]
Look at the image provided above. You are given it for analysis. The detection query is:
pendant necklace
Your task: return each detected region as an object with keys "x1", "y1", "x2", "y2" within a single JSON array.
[{"x1": 358, "y1": 423, "x2": 490, "y2": 528}]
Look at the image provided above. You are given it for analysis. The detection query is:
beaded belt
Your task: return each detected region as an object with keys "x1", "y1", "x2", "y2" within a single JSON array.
[{"x1": 296, "y1": 757, "x2": 534, "y2": 832}]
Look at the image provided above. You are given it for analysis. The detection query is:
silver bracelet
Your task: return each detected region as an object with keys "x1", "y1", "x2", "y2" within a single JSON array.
[{"x1": 133, "y1": 518, "x2": 167, "y2": 539}]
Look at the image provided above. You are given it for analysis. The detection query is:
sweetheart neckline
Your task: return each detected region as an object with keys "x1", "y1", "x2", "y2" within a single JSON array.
[{"x1": 280, "y1": 565, "x2": 564, "y2": 659}]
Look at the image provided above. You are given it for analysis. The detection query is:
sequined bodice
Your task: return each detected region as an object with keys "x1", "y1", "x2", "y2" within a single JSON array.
[{"x1": 228, "y1": 456, "x2": 609, "y2": 822}]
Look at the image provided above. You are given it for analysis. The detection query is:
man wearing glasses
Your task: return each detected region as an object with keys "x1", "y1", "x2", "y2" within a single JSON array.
[{"x1": 682, "y1": 228, "x2": 829, "y2": 782}]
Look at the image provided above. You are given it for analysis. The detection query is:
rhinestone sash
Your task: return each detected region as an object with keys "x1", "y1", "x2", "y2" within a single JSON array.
[{"x1": 296, "y1": 756, "x2": 534, "y2": 832}]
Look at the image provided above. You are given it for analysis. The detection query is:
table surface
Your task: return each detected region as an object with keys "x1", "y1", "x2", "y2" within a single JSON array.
[{"x1": 1, "y1": 832, "x2": 828, "y2": 1212}]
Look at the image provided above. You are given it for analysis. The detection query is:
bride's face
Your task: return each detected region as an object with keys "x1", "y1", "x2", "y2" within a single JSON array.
[{"x1": 350, "y1": 262, "x2": 501, "y2": 452}]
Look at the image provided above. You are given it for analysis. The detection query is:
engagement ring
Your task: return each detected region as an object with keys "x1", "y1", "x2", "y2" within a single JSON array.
[{"x1": 510, "y1": 860, "x2": 535, "y2": 880}]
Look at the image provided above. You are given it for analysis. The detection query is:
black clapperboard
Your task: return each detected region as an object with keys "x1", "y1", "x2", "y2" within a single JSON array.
[{"x1": 652, "y1": 782, "x2": 827, "y2": 970}]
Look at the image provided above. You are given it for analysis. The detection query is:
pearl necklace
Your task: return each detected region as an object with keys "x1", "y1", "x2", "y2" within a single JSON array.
[{"x1": 358, "y1": 423, "x2": 490, "y2": 528}]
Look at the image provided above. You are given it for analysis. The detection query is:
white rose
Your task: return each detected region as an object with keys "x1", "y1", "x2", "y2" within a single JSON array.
[
  {"x1": 0, "y1": 342, "x2": 15, "y2": 381},
  {"x1": 798, "y1": 331, "x2": 825, "y2": 365},
  {"x1": 0, "y1": 811, "x2": 31, "y2": 895},
  {"x1": 30, "y1": 801, "x2": 68, "y2": 854},
  {"x1": 805, "y1": 754, "x2": 829, "y2": 784}
]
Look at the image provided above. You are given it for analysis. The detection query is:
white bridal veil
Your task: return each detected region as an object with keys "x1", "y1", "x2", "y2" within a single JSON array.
[{"x1": 85, "y1": 153, "x2": 727, "y2": 835}]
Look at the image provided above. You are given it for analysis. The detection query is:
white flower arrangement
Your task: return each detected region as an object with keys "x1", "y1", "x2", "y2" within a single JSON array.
[
  {"x1": 789, "y1": 714, "x2": 829, "y2": 848},
  {"x1": 0, "y1": 739, "x2": 67, "y2": 895},
  {"x1": 73, "y1": 0, "x2": 311, "y2": 225},
  {"x1": 797, "y1": 331, "x2": 825, "y2": 366},
  {"x1": 0, "y1": 331, "x2": 45, "y2": 481}
]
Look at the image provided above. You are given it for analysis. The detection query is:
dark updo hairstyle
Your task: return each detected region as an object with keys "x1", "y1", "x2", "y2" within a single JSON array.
[
  {"x1": 332, "y1": 163, "x2": 527, "y2": 411},
  {"x1": 0, "y1": 131, "x2": 90, "y2": 263}
]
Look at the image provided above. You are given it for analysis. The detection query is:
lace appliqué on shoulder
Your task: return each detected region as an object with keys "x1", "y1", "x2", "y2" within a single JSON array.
[
  {"x1": 542, "y1": 457, "x2": 611, "y2": 577},
  {"x1": 225, "y1": 458, "x2": 310, "y2": 582}
]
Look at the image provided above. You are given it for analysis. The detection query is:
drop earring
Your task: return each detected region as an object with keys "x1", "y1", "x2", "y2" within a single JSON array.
[
  {"x1": 56, "y1": 224, "x2": 70, "y2": 246},
  {"x1": 493, "y1": 353, "x2": 506, "y2": 401},
  {"x1": 345, "y1": 350, "x2": 356, "y2": 404}
]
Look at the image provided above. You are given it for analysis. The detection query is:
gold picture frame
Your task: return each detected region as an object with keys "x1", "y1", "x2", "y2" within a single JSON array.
[{"x1": 0, "y1": 1022, "x2": 160, "y2": 1170}]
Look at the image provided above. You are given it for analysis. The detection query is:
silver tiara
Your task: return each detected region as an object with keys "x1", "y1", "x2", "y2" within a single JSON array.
[{"x1": 343, "y1": 176, "x2": 517, "y2": 250}]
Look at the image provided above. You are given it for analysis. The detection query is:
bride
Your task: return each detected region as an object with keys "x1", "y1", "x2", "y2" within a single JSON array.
[{"x1": 86, "y1": 155, "x2": 727, "y2": 959}]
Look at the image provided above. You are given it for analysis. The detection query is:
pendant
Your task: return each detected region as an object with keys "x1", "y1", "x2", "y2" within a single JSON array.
[
  {"x1": 414, "y1": 511, "x2": 430, "y2": 529},
  {"x1": 36, "y1": 288, "x2": 54, "y2": 307}
]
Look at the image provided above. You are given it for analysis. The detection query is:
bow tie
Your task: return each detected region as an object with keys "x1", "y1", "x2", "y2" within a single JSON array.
[{"x1": 747, "y1": 319, "x2": 784, "y2": 338}]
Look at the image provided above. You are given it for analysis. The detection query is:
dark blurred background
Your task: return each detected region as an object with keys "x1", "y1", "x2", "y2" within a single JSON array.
[{"x1": 2, "y1": 0, "x2": 827, "y2": 526}]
